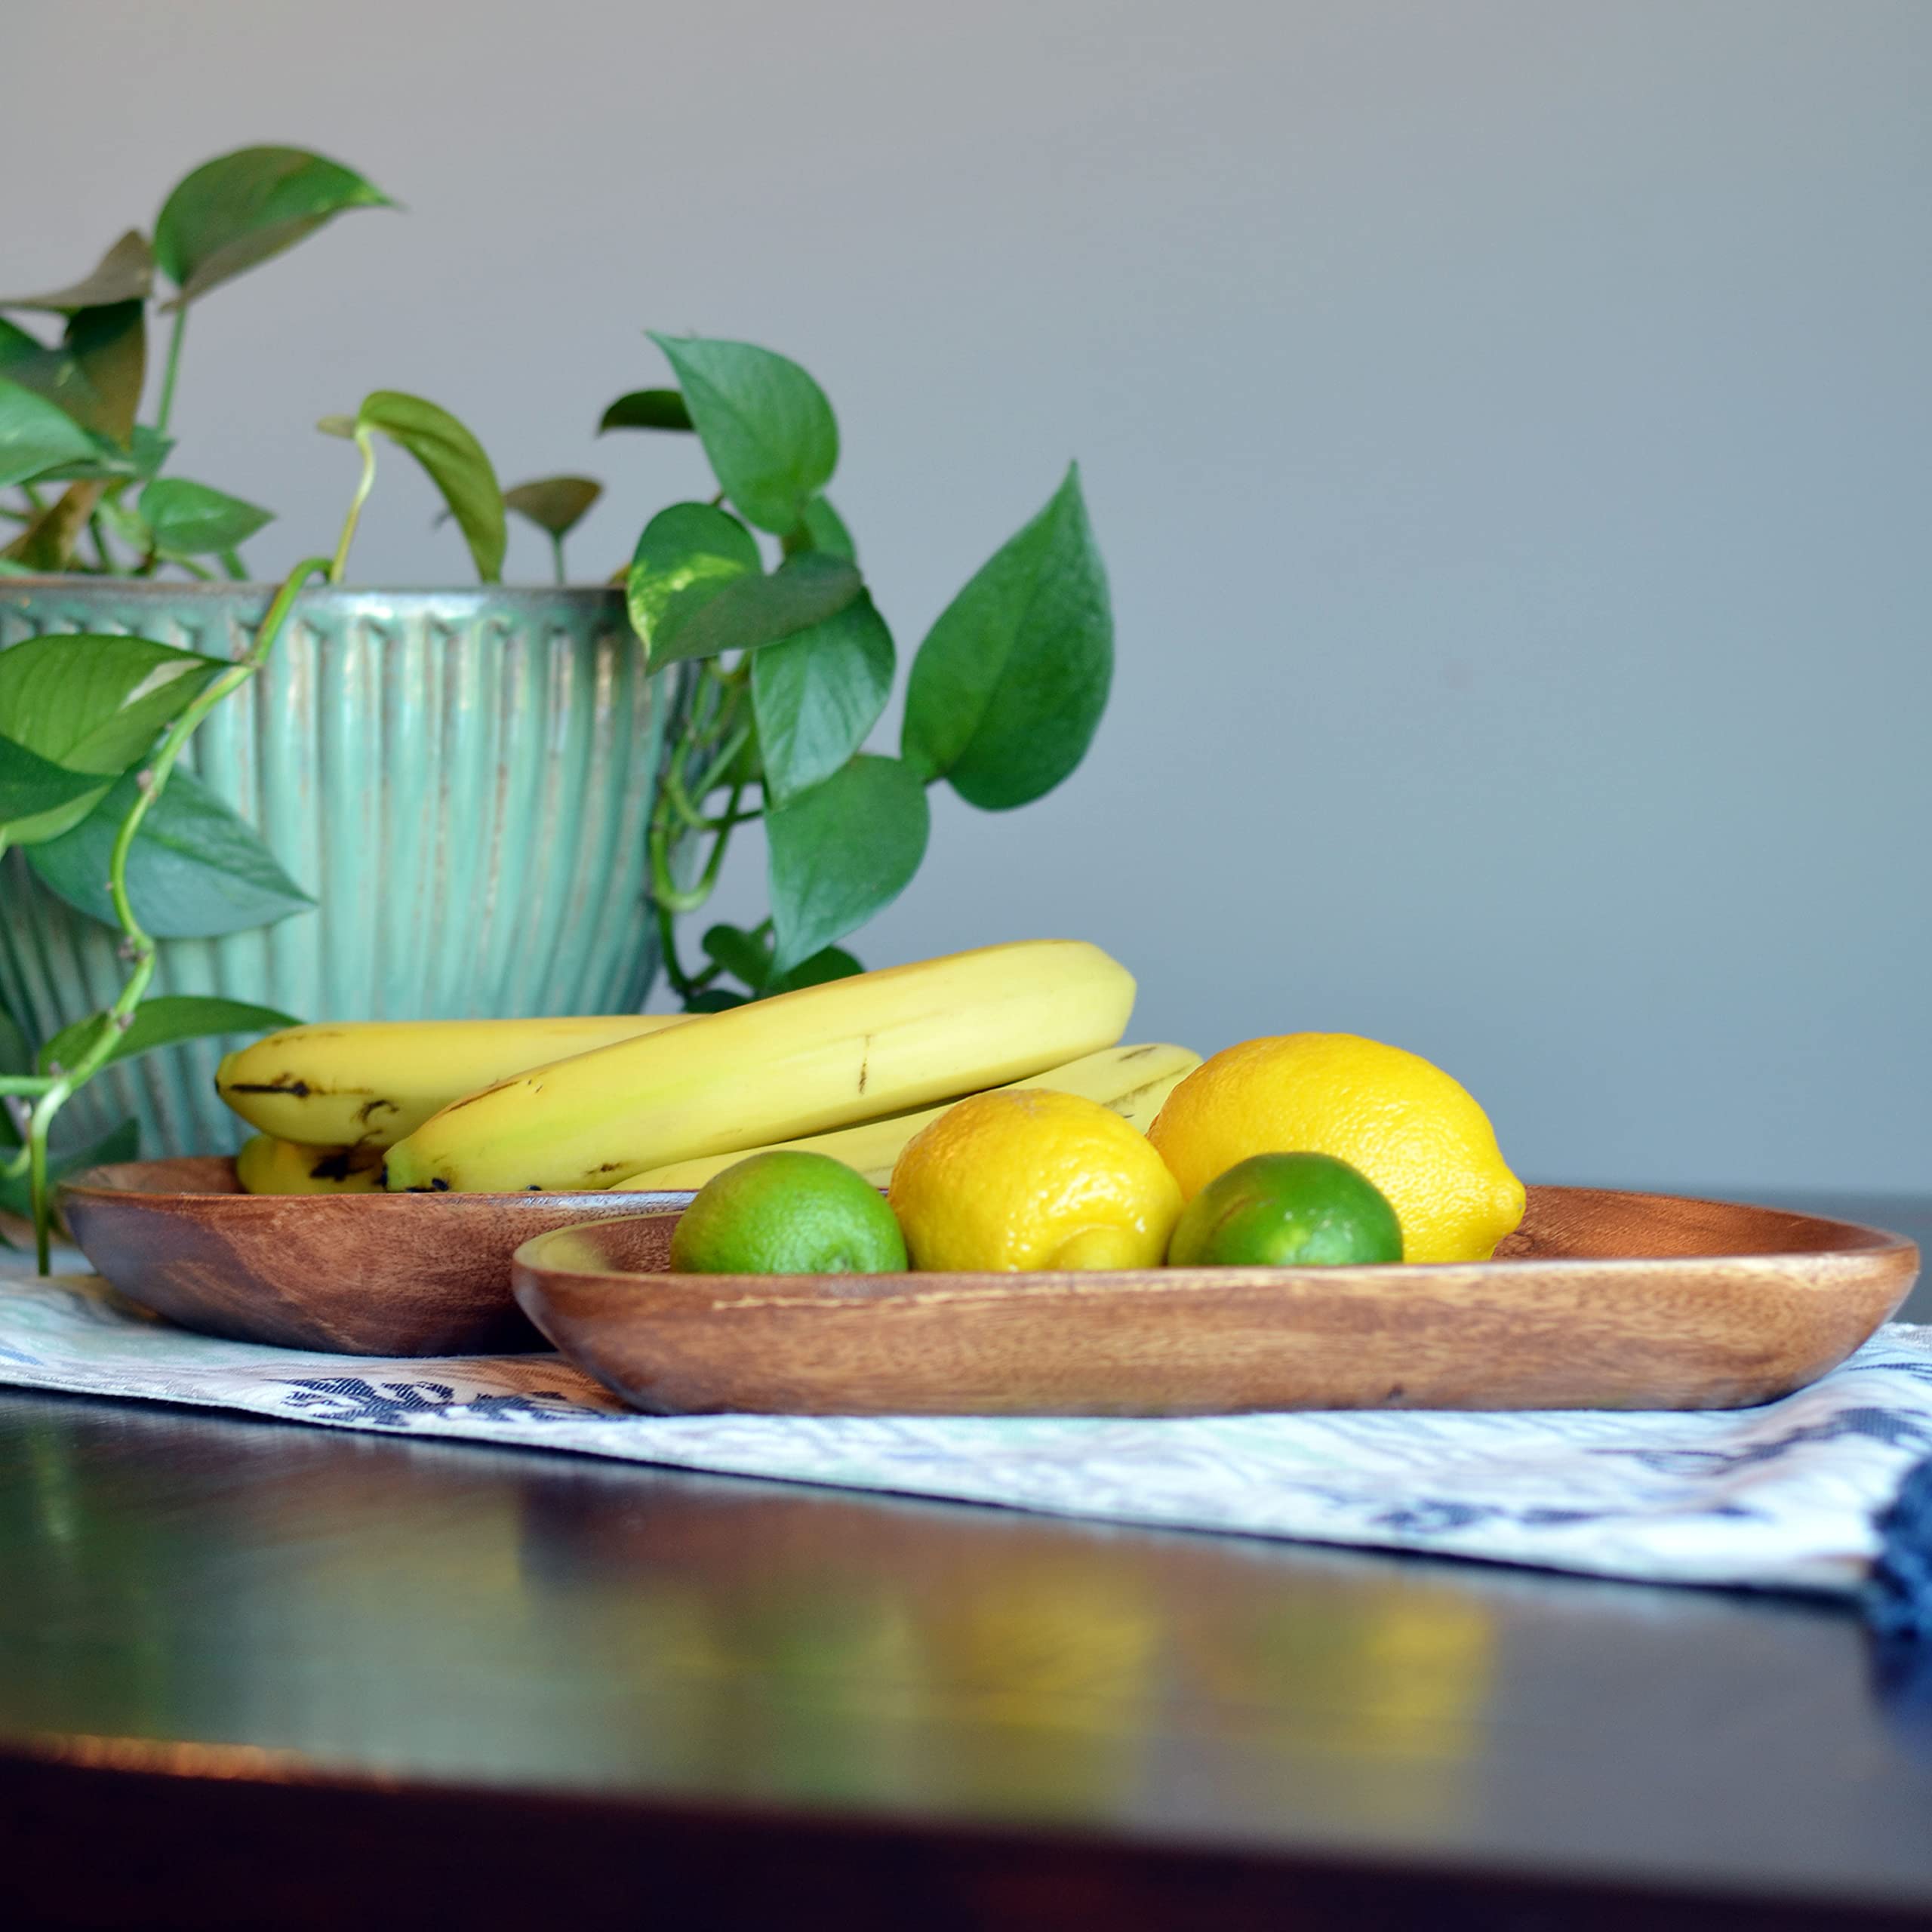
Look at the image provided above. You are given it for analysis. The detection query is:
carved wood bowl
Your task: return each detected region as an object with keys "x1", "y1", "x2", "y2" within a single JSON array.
[
  {"x1": 60, "y1": 1157, "x2": 696, "y2": 1356},
  {"x1": 511, "y1": 1185, "x2": 1919, "y2": 1416}
]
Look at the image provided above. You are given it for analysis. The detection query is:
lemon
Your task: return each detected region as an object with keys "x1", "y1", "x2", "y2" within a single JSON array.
[
  {"x1": 1148, "y1": 1034, "x2": 1524, "y2": 1263},
  {"x1": 1167, "y1": 1152, "x2": 1402, "y2": 1267},
  {"x1": 669, "y1": 1150, "x2": 909, "y2": 1275},
  {"x1": 888, "y1": 1088, "x2": 1183, "y2": 1272}
]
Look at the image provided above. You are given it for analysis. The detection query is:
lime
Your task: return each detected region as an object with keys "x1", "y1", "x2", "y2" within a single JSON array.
[
  {"x1": 669, "y1": 1149, "x2": 909, "y2": 1275},
  {"x1": 1165, "y1": 1151, "x2": 1403, "y2": 1267}
]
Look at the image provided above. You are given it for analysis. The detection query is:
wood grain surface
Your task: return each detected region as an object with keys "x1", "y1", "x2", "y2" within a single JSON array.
[
  {"x1": 58, "y1": 1157, "x2": 692, "y2": 1355},
  {"x1": 512, "y1": 1185, "x2": 1919, "y2": 1416}
]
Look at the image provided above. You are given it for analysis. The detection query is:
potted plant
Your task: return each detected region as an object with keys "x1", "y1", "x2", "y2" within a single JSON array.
[{"x1": 0, "y1": 146, "x2": 1113, "y2": 1262}]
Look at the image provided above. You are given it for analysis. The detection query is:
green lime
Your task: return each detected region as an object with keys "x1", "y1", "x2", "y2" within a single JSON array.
[
  {"x1": 1166, "y1": 1151, "x2": 1403, "y2": 1267},
  {"x1": 669, "y1": 1149, "x2": 909, "y2": 1275}
]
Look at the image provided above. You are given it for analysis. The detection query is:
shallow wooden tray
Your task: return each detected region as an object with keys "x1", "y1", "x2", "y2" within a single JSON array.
[
  {"x1": 510, "y1": 1186, "x2": 1919, "y2": 1416},
  {"x1": 60, "y1": 1157, "x2": 694, "y2": 1356}
]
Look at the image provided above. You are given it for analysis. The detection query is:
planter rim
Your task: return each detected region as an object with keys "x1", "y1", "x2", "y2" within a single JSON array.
[{"x1": 0, "y1": 575, "x2": 625, "y2": 612}]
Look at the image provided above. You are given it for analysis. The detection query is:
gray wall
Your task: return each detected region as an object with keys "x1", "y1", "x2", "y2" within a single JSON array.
[{"x1": 7, "y1": 2, "x2": 1928, "y2": 1192}]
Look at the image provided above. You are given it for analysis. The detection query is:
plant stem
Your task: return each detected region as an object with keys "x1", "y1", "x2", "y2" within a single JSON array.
[
  {"x1": 20, "y1": 555, "x2": 333, "y2": 1270},
  {"x1": 155, "y1": 308, "x2": 189, "y2": 435},
  {"x1": 329, "y1": 429, "x2": 378, "y2": 583},
  {"x1": 219, "y1": 549, "x2": 247, "y2": 581},
  {"x1": 88, "y1": 515, "x2": 115, "y2": 572},
  {"x1": 549, "y1": 533, "x2": 567, "y2": 586}
]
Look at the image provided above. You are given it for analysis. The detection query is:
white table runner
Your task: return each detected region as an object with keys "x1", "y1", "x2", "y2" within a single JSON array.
[{"x1": 4, "y1": 1247, "x2": 1930, "y2": 1595}]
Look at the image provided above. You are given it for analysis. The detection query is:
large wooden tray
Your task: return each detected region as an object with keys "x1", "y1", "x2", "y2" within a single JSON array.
[
  {"x1": 510, "y1": 1186, "x2": 1919, "y2": 1416},
  {"x1": 60, "y1": 1157, "x2": 693, "y2": 1355}
]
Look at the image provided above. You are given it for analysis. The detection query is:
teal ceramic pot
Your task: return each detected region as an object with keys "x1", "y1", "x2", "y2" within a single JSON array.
[{"x1": 0, "y1": 580, "x2": 684, "y2": 1157}]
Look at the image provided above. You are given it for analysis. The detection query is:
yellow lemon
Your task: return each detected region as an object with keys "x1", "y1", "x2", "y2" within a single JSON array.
[
  {"x1": 1148, "y1": 1034, "x2": 1524, "y2": 1263},
  {"x1": 888, "y1": 1088, "x2": 1183, "y2": 1272}
]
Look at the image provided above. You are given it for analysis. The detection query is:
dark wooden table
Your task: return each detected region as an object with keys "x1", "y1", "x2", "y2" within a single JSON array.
[{"x1": 5, "y1": 1189, "x2": 1931, "y2": 1931}]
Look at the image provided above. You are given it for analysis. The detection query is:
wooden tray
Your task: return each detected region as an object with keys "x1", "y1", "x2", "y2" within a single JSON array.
[
  {"x1": 510, "y1": 1186, "x2": 1919, "y2": 1416},
  {"x1": 60, "y1": 1157, "x2": 694, "y2": 1356}
]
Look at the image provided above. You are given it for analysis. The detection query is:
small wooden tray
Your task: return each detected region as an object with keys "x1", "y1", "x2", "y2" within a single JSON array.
[
  {"x1": 60, "y1": 1157, "x2": 694, "y2": 1356},
  {"x1": 511, "y1": 1186, "x2": 1919, "y2": 1416}
]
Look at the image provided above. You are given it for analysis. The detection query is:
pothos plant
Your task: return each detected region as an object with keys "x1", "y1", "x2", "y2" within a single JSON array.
[{"x1": 0, "y1": 146, "x2": 1112, "y2": 1266}]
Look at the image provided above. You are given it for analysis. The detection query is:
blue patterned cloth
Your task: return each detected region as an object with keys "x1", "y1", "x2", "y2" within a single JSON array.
[{"x1": 3, "y1": 1248, "x2": 1930, "y2": 1598}]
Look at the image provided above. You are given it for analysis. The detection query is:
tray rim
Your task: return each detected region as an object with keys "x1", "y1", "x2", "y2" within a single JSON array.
[{"x1": 511, "y1": 1183, "x2": 1921, "y2": 1294}]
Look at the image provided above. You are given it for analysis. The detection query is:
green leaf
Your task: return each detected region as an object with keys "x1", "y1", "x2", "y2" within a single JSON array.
[
  {"x1": 0, "y1": 375, "x2": 99, "y2": 490},
  {"x1": 155, "y1": 147, "x2": 393, "y2": 307},
  {"x1": 0, "y1": 632, "x2": 226, "y2": 774},
  {"x1": 503, "y1": 475, "x2": 601, "y2": 538},
  {"x1": 683, "y1": 988, "x2": 750, "y2": 1013},
  {"x1": 128, "y1": 426, "x2": 174, "y2": 478},
  {"x1": 767, "y1": 945, "x2": 863, "y2": 995},
  {"x1": 648, "y1": 334, "x2": 838, "y2": 536},
  {"x1": 751, "y1": 591, "x2": 894, "y2": 804},
  {"x1": 901, "y1": 463, "x2": 1112, "y2": 811},
  {"x1": 795, "y1": 495, "x2": 856, "y2": 562},
  {"x1": 0, "y1": 1117, "x2": 139, "y2": 1220},
  {"x1": 27, "y1": 768, "x2": 313, "y2": 938},
  {"x1": 765, "y1": 754, "x2": 930, "y2": 976},
  {"x1": 0, "y1": 734, "x2": 106, "y2": 848},
  {"x1": 625, "y1": 501, "x2": 761, "y2": 654},
  {"x1": 38, "y1": 995, "x2": 299, "y2": 1079},
  {"x1": 0, "y1": 232, "x2": 154, "y2": 313},
  {"x1": 354, "y1": 390, "x2": 505, "y2": 583},
  {"x1": 0, "y1": 300, "x2": 146, "y2": 446},
  {"x1": 700, "y1": 921, "x2": 774, "y2": 989},
  {"x1": 654, "y1": 553, "x2": 863, "y2": 671},
  {"x1": 139, "y1": 478, "x2": 274, "y2": 558},
  {"x1": 598, "y1": 389, "x2": 694, "y2": 433}
]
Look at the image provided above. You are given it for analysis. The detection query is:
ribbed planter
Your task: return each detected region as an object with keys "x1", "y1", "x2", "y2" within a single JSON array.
[{"x1": 0, "y1": 580, "x2": 683, "y2": 1157}]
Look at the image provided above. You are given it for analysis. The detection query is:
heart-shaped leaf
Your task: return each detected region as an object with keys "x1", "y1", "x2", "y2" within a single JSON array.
[
  {"x1": 653, "y1": 553, "x2": 863, "y2": 670},
  {"x1": 0, "y1": 734, "x2": 106, "y2": 848},
  {"x1": 155, "y1": 147, "x2": 393, "y2": 307},
  {"x1": 626, "y1": 501, "x2": 761, "y2": 654},
  {"x1": 649, "y1": 334, "x2": 838, "y2": 535},
  {"x1": 0, "y1": 375, "x2": 98, "y2": 490},
  {"x1": 0, "y1": 300, "x2": 146, "y2": 445},
  {"x1": 751, "y1": 591, "x2": 894, "y2": 804},
  {"x1": 767, "y1": 945, "x2": 863, "y2": 995},
  {"x1": 0, "y1": 232, "x2": 155, "y2": 314},
  {"x1": 38, "y1": 995, "x2": 299, "y2": 1079},
  {"x1": 503, "y1": 475, "x2": 601, "y2": 538},
  {"x1": 28, "y1": 768, "x2": 313, "y2": 937},
  {"x1": 792, "y1": 495, "x2": 856, "y2": 562},
  {"x1": 139, "y1": 478, "x2": 274, "y2": 558},
  {"x1": 598, "y1": 389, "x2": 694, "y2": 433},
  {"x1": 700, "y1": 921, "x2": 775, "y2": 989},
  {"x1": 765, "y1": 753, "x2": 930, "y2": 976},
  {"x1": 353, "y1": 391, "x2": 505, "y2": 582},
  {"x1": 0, "y1": 632, "x2": 226, "y2": 775},
  {"x1": 901, "y1": 463, "x2": 1112, "y2": 810}
]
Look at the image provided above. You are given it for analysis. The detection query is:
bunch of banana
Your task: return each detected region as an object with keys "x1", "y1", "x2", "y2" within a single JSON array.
[
  {"x1": 234, "y1": 1134, "x2": 386, "y2": 1195},
  {"x1": 613, "y1": 1041, "x2": 1201, "y2": 1191},
  {"x1": 383, "y1": 940, "x2": 1137, "y2": 1195},
  {"x1": 217, "y1": 1015, "x2": 688, "y2": 1152}
]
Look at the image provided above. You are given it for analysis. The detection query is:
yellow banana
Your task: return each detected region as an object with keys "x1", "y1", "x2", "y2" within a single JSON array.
[
  {"x1": 216, "y1": 1015, "x2": 688, "y2": 1150},
  {"x1": 384, "y1": 940, "x2": 1136, "y2": 1195},
  {"x1": 613, "y1": 1041, "x2": 1201, "y2": 1191},
  {"x1": 235, "y1": 1134, "x2": 385, "y2": 1195}
]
